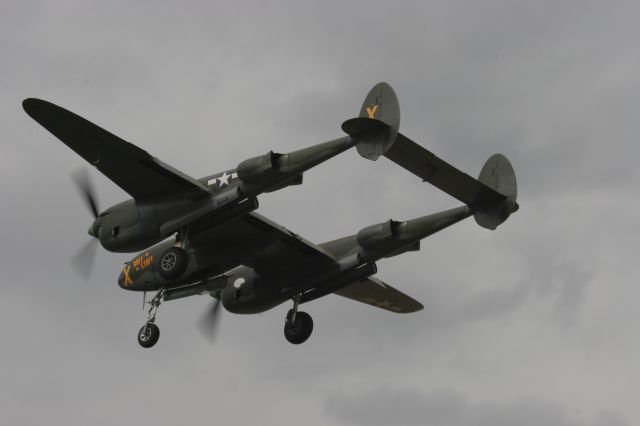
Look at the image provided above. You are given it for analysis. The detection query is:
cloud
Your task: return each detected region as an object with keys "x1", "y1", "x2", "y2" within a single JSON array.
[
  {"x1": 325, "y1": 388, "x2": 627, "y2": 426},
  {"x1": 2, "y1": 1, "x2": 640, "y2": 426}
]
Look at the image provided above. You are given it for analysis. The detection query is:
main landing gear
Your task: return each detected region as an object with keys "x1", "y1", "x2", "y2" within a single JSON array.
[
  {"x1": 284, "y1": 295, "x2": 313, "y2": 344},
  {"x1": 138, "y1": 289, "x2": 165, "y2": 348},
  {"x1": 158, "y1": 228, "x2": 190, "y2": 280}
]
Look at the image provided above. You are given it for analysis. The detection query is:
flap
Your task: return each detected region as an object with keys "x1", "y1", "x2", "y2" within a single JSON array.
[{"x1": 335, "y1": 276, "x2": 423, "y2": 313}]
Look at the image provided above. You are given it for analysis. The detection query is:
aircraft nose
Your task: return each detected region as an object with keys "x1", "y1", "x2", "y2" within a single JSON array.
[{"x1": 117, "y1": 268, "x2": 125, "y2": 288}]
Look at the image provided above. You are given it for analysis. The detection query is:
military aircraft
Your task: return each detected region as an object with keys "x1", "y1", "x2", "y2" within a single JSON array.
[{"x1": 22, "y1": 82, "x2": 518, "y2": 348}]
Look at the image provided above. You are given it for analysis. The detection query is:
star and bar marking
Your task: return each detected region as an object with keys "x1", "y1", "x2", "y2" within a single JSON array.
[
  {"x1": 363, "y1": 297, "x2": 404, "y2": 312},
  {"x1": 207, "y1": 171, "x2": 238, "y2": 188}
]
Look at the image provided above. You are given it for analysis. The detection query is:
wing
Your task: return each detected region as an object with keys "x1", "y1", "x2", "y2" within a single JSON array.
[
  {"x1": 334, "y1": 276, "x2": 423, "y2": 313},
  {"x1": 23, "y1": 98, "x2": 209, "y2": 201},
  {"x1": 384, "y1": 133, "x2": 505, "y2": 206},
  {"x1": 190, "y1": 212, "x2": 337, "y2": 278}
]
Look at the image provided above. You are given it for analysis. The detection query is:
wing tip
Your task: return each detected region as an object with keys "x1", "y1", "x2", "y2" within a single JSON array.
[
  {"x1": 22, "y1": 98, "x2": 49, "y2": 117},
  {"x1": 22, "y1": 97, "x2": 38, "y2": 113},
  {"x1": 398, "y1": 302, "x2": 424, "y2": 314}
]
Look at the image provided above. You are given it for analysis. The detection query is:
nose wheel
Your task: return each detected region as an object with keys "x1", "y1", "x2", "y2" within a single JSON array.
[
  {"x1": 138, "y1": 323, "x2": 160, "y2": 348},
  {"x1": 284, "y1": 296, "x2": 313, "y2": 344}
]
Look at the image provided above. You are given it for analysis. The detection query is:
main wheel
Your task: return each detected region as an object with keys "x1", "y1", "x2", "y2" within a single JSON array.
[
  {"x1": 158, "y1": 247, "x2": 188, "y2": 280},
  {"x1": 138, "y1": 323, "x2": 160, "y2": 348},
  {"x1": 284, "y1": 310, "x2": 313, "y2": 344}
]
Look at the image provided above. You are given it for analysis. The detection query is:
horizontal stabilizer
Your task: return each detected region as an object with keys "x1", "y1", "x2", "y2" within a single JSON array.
[
  {"x1": 334, "y1": 276, "x2": 423, "y2": 313},
  {"x1": 384, "y1": 134, "x2": 518, "y2": 229},
  {"x1": 384, "y1": 133, "x2": 506, "y2": 206},
  {"x1": 23, "y1": 98, "x2": 210, "y2": 201}
]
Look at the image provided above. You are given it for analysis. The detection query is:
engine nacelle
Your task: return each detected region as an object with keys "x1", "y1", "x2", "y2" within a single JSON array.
[
  {"x1": 221, "y1": 266, "x2": 281, "y2": 314},
  {"x1": 95, "y1": 200, "x2": 163, "y2": 253},
  {"x1": 356, "y1": 219, "x2": 400, "y2": 250},
  {"x1": 236, "y1": 151, "x2": 281, "y2": 183}
]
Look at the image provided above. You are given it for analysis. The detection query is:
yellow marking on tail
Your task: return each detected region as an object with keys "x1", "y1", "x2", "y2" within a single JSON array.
[{"x1": 366, "y1": 104, "x2": 379, "y2": 119}]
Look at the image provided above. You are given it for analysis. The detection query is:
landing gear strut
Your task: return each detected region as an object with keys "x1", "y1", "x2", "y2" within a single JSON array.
[
  {"x1": 138, "y1": 289, "x2": 165, "y2": 348},
  {"x1": 284, "y1": 295, "x2": 313, "y2": 344}
]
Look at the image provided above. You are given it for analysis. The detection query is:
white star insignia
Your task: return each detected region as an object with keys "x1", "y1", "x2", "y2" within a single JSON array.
[
  {"x1": 376, "y1": 300, "x2": 394, "y2": 309},
  {"x1": 218, "y1": 171, "x2": 230, "y2": 187},
  {"x1": 207, "y1": 171, "x2": 238, "y2": 187}
]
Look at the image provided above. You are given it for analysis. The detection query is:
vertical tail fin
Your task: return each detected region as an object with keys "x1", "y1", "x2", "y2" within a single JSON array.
[
  {"x1": 341, "y1": 82, "x2": 400, "y2": 160},
  {"x1": 474, "y1": 154, "x2": 518, "y2": 230}
]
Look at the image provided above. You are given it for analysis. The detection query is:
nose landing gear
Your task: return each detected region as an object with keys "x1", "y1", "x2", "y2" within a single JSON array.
[
  {"x1": 284, "y1": 295, "x2": 313, "y2": 344},
  {"x1": 137, "y1": 289, "x2": 165, "y2": 348}
]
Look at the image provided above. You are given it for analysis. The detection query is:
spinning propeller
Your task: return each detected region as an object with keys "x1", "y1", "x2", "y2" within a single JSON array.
[
  {"x1": 197, "y1": 296, "x2": 223, "y2": 343},
  {"x1": 71, "y1": 169, "x2": 100, "y2": 280}
]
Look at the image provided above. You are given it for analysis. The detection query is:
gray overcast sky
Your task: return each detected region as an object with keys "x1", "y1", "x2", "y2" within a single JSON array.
[{"x1": 1, "y1": 1, "x2": 639, "y2": 425}]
